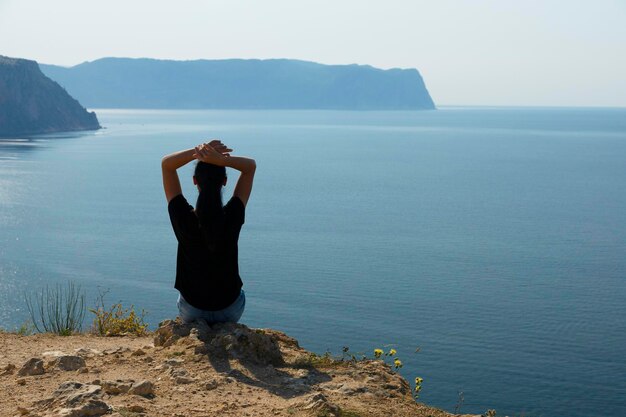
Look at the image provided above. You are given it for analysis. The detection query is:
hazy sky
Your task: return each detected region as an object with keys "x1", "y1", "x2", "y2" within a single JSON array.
[{"x1": 1, "y1": 0, "x2": 625, "y2": 106}]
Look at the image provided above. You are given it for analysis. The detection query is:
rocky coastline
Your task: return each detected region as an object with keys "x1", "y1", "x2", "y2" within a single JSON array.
[
  {"x1": 0, "y1": 319, "x2": 472, "y2": 417},
  {"x1": 0, "y1": 55, "x2": 100, "y2": 138}
]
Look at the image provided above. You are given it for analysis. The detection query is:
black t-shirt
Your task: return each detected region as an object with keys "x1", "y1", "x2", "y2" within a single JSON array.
[{"x1": 168, "y1": 193, "x2": 245, "y2": 311}]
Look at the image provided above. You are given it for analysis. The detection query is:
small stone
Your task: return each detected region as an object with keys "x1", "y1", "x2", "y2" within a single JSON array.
[
  {"x1": 169, "y1": 368, "x2": 189, "y2": 378},
  {"x1": 169, "y1": 367, "x2": 195, "y2": 384},
  {"x1": 77, "y1": 367, "x2": 89, "y2": 374},
  {"x1": 42, "y1": 350, "x2": 68, "y2": 357},
  {"x1": 339, "y1": 384, "x2": 368, "y2": 395},
  {"x1": 101, "y1": 380, "x2": 133, "y2": 395},
  {"x1": 205, "y1": 379, "x2": 219, "y2": 390},
  {"x1": 17, "y1": 378, "x2": 26, "y2": 385},
  {"x1": 57, "y1": 399, "x2": 110, "y2": 417},
  {"x1": 17, "y1": 406, "x2": 30, "y2": 415},
  {"x1": 175, "y1": 376, "x2": 195, "y2": 384},
  {"x1": 54, "y1": 355, "x2": 86, "y2": 371},
  {"x1": 131, "y1": 349, "x2": 146, "y2": 357},
  {"x1": 127, "y1": 405, "x2": 145, "y2": 413},
  {"x1": 17, "y1": 358, "x2": 45, "y2": 376},
  {"x1": 301, "y1": 392, "x2": 340, "y2": 415},
  {"x1": 128, "y1": 380, "x2": 154, "y2": 397},
  {"x1": 164, "y1": 358, "x2": 184, "y2": 367},
  {"x1": 1, "y1": 363, "x2": 16, "y2": 375},
  {"x1": 52, "y1": 381, "x2": 102, "y2": 404},
  {"x1": 103, "y1": 347, "x2": 122, "y2": 355},
  {"x1": 75, "y1": 348, "x2": 101, "y2": 357}
]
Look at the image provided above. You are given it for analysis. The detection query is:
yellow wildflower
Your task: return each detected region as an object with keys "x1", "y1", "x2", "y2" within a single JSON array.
[
  {"x1": 388, "y1": 349, "x2": 397, "y2": 356},
  {"x1": 374, "y1": 349, "x2": 383, "y2": 358},
  {"x1": 394, "y1": 358, "x2": 403, "y2": 368}
]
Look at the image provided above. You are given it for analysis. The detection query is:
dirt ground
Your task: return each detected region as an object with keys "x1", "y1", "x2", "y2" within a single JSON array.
[{"x1": 0, "y1": 321, "x2": 471, "y2": 417}]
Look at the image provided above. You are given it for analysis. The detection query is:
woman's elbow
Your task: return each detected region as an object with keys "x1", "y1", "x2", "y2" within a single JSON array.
[
  {"x1": 161, "y1": 156, "x2": 172, "y2": 170},
  {"x1": 245, "y1": 159, "x2": 256, "y2": 174}
]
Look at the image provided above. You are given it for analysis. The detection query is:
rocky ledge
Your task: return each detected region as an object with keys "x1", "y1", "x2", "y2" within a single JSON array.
[{"x1": 0, "y1": 320, "x2": 469, "y2": 417}]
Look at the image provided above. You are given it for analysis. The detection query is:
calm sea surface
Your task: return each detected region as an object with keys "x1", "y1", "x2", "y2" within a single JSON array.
[{"x1": 1, "y1": 108, "x2": 625, "y2": 416}]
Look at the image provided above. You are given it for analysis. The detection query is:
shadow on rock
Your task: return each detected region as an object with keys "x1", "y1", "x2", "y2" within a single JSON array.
[{"x1": 154, "y1": 318, "x2": 331, "y2": 398}]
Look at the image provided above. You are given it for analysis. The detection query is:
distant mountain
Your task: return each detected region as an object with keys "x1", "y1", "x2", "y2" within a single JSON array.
[
  {"x1": 0, "y1": 56, "x2": 100, "y2": 137},
  {"x1": 40, "y1": 58, "x2": 436, "y2": 110}
]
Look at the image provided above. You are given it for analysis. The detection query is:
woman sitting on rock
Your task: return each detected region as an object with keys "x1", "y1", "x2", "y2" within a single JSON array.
[{"x1": 161, "y1": 140, "x2": 256, "y2": 324}]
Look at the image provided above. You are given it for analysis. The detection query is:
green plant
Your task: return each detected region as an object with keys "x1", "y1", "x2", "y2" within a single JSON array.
[
  {"x1": 373, "y1": 346, "x2": 403, "y2": 369},
  {"x1": 341, "y1": 346, "x2": 367, "y2": 362},
  {"x1": 0, "y1": 321, "x2": 34, "y2": 335},
  {"x1": 89, "y1": 288, "x2": 147, "y2": 336},
  {"x1": 372, "y1": 346, "x2": 426, "y2": 401},
  {"x1": 15, "y1": 321, "x2": 35, "y2": 335},
  {"x1": 293, "y1": 351, "x2": 350, "y2": 369},
  {"x1": 25, "y1": 281, "x2": 86, "y2": 335},
  {"x1": 295, "y1": 344, "x2": 425, "y2": 403},
  {"x1": 414, "y1": 376, "x2": 423, "y2": 400}
]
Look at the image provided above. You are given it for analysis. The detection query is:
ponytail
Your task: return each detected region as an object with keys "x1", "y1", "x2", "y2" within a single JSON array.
[{"x1": 194, "y1": 162, "x2": 227, "y2": 251}]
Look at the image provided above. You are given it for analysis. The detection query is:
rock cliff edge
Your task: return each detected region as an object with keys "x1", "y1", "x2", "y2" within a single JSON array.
[
  {"x1": 0, "y1": 319, "x2": 471, "y2": 417},
  {"x1": 0, "y1": 55, "x2": 100, "y2": 137}
]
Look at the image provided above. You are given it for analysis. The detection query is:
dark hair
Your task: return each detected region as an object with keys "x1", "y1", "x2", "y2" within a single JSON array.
[{"x1": 194, "y1": 162, "x2": 226, "y2": 251}]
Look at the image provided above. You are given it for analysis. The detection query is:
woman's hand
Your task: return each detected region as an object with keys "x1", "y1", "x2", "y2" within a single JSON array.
[
  {"x1": 193, "y1": 140, "x2": 232, "y2": 164},
  {"x1": 205, "y1": 139, "x2": 232, "y2": 156}
]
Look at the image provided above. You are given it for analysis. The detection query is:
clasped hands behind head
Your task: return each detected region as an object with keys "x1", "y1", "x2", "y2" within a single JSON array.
[{"x1": 192, "y1": 140, "x2": 232, "y2": 164}]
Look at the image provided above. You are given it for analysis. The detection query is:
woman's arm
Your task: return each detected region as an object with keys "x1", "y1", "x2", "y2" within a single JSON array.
[
  {"x1": 161, "y1": 148, "x2": 195, "y2": 203},
  {"x1": 193, "y1": 144, "x2": 256, "y2": 207},
  {"x1": 162, "y1": 140, "x2": 232, "y2": 203}
]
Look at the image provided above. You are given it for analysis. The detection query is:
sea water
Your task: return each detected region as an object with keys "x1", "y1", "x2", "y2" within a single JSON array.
[{"x1": 1, "y1": 107, "x2": 625, "y2": 416}]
